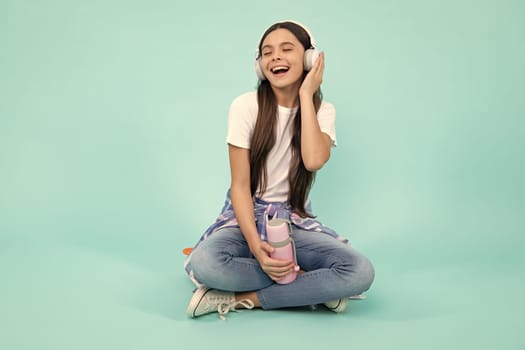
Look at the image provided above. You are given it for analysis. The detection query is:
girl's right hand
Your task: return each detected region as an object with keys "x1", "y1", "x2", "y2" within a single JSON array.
[{"x1": 250, "y1": 240, "x2": 297, "y2": 282}]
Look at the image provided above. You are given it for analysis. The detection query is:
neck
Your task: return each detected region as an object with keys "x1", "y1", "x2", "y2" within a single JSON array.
[{"x1": 271, "y1": 82, "x2": 301, "y2": 108}]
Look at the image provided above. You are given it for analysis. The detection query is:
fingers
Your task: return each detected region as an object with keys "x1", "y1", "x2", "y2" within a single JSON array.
[
  {"x1": 317, "y1": 51, "x2": 325, "y2": 69},
  {"x1": 261, "y1": 255, "x2": 294, "y2": 270},
  {"x1": 260, "y1": 241, "x2": 274, "y2": 255},
  {"x1": 252, "y1": 240, "x2": 298, "y2": 282},
  {"x1": 314, "y1": 52, "x2": 324, "y2": 80},
  {"x1": 318, "y1": 52, "x2": 325, "y2": 75},
  {"x1": 311, "y1": 51, "x2": 324, "y2": 74},
  {"x1": 300, "y1": 52, "x2": 324, "y2": 96},
  {"x1": 266, "y1": 265, "x2": 296, "y2": 281},
  {"x1": 259, "y1": 256, "x2": 296, "y2": 281}
]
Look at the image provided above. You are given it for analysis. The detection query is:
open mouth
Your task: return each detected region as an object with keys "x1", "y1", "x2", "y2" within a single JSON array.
[{"x1": 271, "y1": 66, "x2": 289, "y2": 75}]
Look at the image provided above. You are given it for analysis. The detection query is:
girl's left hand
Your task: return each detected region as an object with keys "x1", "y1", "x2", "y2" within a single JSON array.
[{"x1": 299, "y1": 51, "x2": 325, "y2": 97}]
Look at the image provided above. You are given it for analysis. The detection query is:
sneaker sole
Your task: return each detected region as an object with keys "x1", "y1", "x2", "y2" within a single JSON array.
[
  {"x1": 187, "y1": 287, "x2": 211, "y2": 318},
  {"x1": 326, "y1": 299, "x2": 348, "y2": 313}
]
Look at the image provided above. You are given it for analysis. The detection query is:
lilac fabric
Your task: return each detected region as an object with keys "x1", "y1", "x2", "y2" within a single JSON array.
[{"x1": 184, "y1": 189, "x2": 348, "y2": 284}]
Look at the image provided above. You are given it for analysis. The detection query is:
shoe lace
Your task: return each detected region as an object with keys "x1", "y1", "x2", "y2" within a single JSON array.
[{"x1": 216, "y1": 299, "x2": 255, "y2": 320}]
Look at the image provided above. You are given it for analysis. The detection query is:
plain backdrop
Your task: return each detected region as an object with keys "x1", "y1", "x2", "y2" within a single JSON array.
[{"x1": 1, "y1": 0, "x2": 524, "y2": 349}]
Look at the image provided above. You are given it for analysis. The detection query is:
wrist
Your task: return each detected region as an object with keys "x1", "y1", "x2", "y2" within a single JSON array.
[
  {"x1": 299, "y1": 93, "x2": 315, "y2": 107},
  {"x1": 247, "y1": 236, "x2": 262, "y2": 251},
  {"x1": 299, "y1": 89, "x2": 313, "y2": 99}
]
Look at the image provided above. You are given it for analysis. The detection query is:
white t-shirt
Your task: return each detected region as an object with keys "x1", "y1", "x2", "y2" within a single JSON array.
[{"x1": 226, "y1": 91, "x2": 337, "y2": 202}]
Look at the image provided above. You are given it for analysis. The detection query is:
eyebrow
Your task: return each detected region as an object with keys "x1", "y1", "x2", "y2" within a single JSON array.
[{"x1": 261, "y1": 41, "x2": 296, "y2": 51}]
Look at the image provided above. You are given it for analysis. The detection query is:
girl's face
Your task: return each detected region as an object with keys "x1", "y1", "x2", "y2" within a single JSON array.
[{"x1": 260, "y1": 28, "x2": 306, "y2": 89}]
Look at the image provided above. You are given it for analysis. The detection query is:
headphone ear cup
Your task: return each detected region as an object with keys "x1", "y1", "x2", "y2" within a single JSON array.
[
  {"x1": 304, "y1": 48, "x2": 320, "y2": 71},
  {"x1": 254, "y1": 58, "x2": 266, "y2": 80}
]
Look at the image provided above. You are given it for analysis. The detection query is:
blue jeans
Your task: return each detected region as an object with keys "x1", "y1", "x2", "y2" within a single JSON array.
[{"x1": 187, "y1": 226, "x2": 375, "y2": 310}]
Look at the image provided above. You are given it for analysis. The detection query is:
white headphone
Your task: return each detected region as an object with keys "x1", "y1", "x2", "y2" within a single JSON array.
[{"x1": 254, "y1": 20, "x2": 320, "y2": 81}]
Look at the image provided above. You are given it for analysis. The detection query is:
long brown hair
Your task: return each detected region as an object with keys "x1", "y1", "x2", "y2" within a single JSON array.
[{"x1": 250, "y1": 21, "x2": 323, "y2": 217}]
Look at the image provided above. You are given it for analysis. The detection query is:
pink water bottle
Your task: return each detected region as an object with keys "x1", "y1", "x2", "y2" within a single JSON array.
[{"x1": 266, "y1": 218, "x2": 298, "y2": 284}]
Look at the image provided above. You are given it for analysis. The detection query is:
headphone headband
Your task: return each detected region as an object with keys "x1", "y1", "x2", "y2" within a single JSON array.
[
  {"x1": 255, "y1": 20, "x2": 316, "y2": 58},
  {"x1": 280, "y1": 20, "x2": 316, "y2": 48}
]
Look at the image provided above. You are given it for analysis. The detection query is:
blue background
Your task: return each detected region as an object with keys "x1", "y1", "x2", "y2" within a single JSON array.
[{"x1": 1, "y1": 0, "x2": 524, "y2": 349}]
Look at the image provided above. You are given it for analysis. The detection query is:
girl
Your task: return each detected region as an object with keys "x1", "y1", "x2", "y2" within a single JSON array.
[{"x1": 184, "y1": 20, "x2": 374, "y2": 319}]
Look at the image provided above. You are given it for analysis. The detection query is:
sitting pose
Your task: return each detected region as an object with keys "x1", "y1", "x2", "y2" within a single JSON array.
[{"x1": 184, "y1": 20, "x2": 375, "y2": 319}]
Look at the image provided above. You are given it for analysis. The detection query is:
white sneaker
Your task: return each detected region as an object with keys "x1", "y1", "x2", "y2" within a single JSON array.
[
  {"x1": 324, "y1": 298, "x2": 348, "y2": 313},
  {"x1": 187, "y1": 287, "x2": 255, "y2": 320}
]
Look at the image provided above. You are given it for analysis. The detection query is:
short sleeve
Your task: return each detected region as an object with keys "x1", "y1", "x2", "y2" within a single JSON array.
[
  {"x1": 317, "y1": 101, "x2": 337, "y2": 147},
  {"x1": 226, "y1": 92, "x2": 258, "y2": 149}
]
